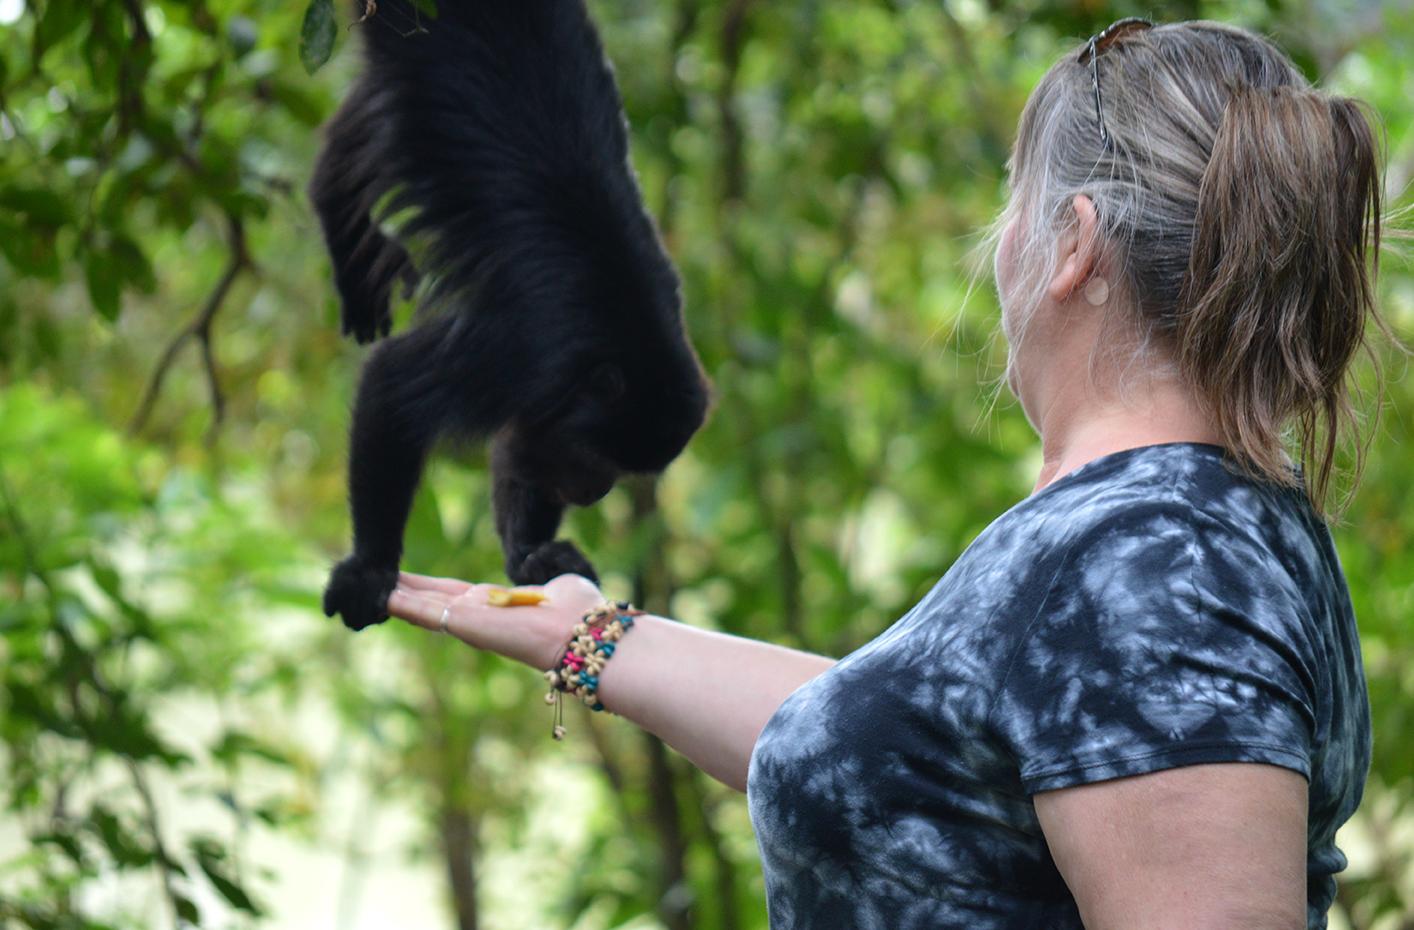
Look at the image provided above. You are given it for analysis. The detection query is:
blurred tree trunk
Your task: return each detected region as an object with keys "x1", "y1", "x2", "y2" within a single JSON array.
[
  {"x1": 438, "y1": 805, "x2": 480, "y2": 930},
  {"x1": 630, "y1": 475, "x2": 693, "y2": 930}
]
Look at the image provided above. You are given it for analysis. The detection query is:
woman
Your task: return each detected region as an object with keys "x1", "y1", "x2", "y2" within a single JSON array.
[{"x1": 387, "y1": 20, "x2": 1385, "y2": 929}]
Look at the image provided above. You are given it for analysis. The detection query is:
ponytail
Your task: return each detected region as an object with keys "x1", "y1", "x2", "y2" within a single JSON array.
[
  {"x1": 1176, "y1": 84, "x2": 1384, "y2": 516},
  {"x1": 993, "y1": 21, "x2": 1395, "y2": 517}
]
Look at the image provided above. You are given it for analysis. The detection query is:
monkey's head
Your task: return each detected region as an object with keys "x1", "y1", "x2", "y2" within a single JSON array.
[
  {"x1": 515, "y1": 354, "x2": 710, "y2": 506},
  {"x1": 506, "y1": 283, "x2": 712, "y2": 508}
]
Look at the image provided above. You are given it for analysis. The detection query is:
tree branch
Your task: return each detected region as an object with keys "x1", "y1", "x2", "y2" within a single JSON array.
[
  {"x1": 685, "y1": 767, "x2": 742, "y2": 930},
  {"x1": 195, "y1": 313, "x2": 225, "y2": 444},
  {"x1": 124, "y1": 757, "x2": 188, "y2": 930},
  {"x1": 643, "y1": 733, "x2": 691, "y2": 930},
  {"x1": 716, "y1": 0, "x2": 755, "y2": 205},
  {"x1": 128, "y1": 214, "x2": 249, "y2": 436},
  {"x1": 116, "y1": 0, "x2": 153, "y2": 136}
]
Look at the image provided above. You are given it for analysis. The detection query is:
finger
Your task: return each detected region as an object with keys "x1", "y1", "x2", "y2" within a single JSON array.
[
  {"x1": 397, "y1": 571, "x2": 475, "y2": 596},
  {"x1": 387, "y1": 587, "x2": 452, "y2": 632}
]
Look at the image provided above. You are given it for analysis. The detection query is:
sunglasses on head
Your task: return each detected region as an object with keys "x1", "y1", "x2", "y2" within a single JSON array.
[{"x1": 1078, "y1": 17, "x2": 1154, "y2": 150}]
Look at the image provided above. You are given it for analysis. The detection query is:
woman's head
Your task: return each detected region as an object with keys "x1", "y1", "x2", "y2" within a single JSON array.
[{"x1": 989, "y1": 20, "x2": 1386, "y2": 515}]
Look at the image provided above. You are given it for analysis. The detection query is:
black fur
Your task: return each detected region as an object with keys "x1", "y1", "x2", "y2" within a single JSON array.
[{"x1": 312, "y1": 0, "x2": 711, "y2": 631}]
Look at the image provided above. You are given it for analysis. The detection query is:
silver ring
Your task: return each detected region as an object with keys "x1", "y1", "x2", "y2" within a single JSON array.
[{"x1": 439, "y1": 605, "x2": 451, "y2": 634}]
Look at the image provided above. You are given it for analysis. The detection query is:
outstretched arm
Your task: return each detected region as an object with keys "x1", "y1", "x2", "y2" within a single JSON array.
[{"x1": 389, "y1": 572, "x2": 835, "y2": 792}]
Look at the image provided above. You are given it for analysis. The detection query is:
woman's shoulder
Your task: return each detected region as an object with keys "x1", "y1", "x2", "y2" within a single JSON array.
[
  {"x1": 1005, "y1": 441, "x2": 1335, "y2": 611},
  {"x1": 1021, "y1": 441, "x2": 1311, "y2": 529}
]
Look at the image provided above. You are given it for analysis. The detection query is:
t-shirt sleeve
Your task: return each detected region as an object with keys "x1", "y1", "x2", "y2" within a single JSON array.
[{"x1": 990, "y1": 501, "x2": 1319, "y2": 795}]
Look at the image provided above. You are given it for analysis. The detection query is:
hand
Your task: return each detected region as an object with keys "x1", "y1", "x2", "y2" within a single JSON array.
[{"x1": 387, "y1": 570, "x2": 606, "y2": 669}]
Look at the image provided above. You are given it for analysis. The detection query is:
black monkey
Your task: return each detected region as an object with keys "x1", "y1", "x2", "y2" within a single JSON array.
[{"x1": 312, "y1": 0, "x2": 711, "y2": 631}]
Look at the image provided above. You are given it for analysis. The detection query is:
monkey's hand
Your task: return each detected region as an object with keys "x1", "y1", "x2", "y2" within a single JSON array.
[
  {"x1": 323, "y1": 554, "x2": 400, "y2": 631},
  {"x1": 508, "y1": 540, "x2": 599, "y2": 587}
]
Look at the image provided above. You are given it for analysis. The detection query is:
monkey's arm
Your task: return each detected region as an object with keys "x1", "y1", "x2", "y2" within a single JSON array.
[
  {"x1": 325, "y1": 312, "x2": 563, "y2": 629},
  {"x1": 323, "y1": 319, "x2": 464, "y2": 631},
  {"x1": 308, "y1": 81, "x2": 420, "y2": 345},
  {"x1": 491, "y1": 437, "x2": 599, "y2": 586}
]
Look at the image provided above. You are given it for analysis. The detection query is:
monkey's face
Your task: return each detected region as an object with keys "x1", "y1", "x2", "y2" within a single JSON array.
[
  {"x1": 519, "y1": 345, "x2": 711, "y2": 506},
  {"x1": 598, "y1": 350, "x2": 712, "y2": 474}
]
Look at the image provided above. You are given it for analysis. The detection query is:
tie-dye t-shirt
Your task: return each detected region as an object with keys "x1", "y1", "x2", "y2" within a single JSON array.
[{"x1": 746, "y1": 442, "x2": 1371, "y2": 930}]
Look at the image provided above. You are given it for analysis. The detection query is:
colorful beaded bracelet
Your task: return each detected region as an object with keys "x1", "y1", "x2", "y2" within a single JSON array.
[{"x1": 542, "y1": 600, "x2": 644, "y2": 740}]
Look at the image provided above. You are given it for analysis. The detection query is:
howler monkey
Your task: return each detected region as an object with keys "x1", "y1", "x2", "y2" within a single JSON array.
[{"x1": 312, "y1": 0, "x2": 711, "y2": 631}]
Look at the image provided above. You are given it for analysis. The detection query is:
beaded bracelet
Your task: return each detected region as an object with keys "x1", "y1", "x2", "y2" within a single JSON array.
[{"x1": 542, "y1": 600, "x2": 643, "y2": 740}]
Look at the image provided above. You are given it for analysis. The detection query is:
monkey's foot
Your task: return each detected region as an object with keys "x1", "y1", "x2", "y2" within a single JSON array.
[
  {"x1": 323, "y1": 555, "x2": 399, "y2": 631},
  {"x1": 510, "y1": 540, "x2": 599, "y2": 586}
]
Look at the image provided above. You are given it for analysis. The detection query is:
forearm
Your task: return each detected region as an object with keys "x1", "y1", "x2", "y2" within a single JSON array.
[
  {"x1": 594, "y1": 615, "x2": 834, "y2": 792},
  {"x1": 387, "y1": 572, "x2": 834, "y2": 792}
]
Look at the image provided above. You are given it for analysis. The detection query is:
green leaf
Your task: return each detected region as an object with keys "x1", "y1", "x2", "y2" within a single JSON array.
[
  {"x1": 408, "y1": 0, "x2": 439, "y2": 17},
  {"x1": 299, "y1": 0, "x2": 337, "y2": 75},
  {"x1": 34, "y1": 0, "x2": 87, "y2": 64},
  {"x1": 173, "y1": 894, "x2": 201, "y2": 925},
  {"x1": 266, "y1": 77, "x2": 326, "y2": 127},
  {"x1": 87, "y1": 556, "x2": 157, "y2": 638},
  {"x1": 77, "y1": 693, "x2": 190, "y2": 766},
  {"x1": 89, "y1": 805, "x2": 155, "y2": 869},
  {"x1": 18, "y1": 232, "x2": 62, "y2": 278},
  {"x1": 5, "y1": 682, "x2": 78, "y2": 737},
  {"x1": 192, "y1": 837, "x2": 264, "y2": 915},
  {"x1": 0, "y1": 186, "x2": 74, "y2": 227},
  {"x1": 211, "y1": 730, "x2": 293, "y2": 768},
  {"x1": 81, "y1": 3, "x2": 128, "y2": 91},
  {"x1": 83, "y1": 251, "x2": 122, "y2": 322},
  {"x1": 111, "y1": 235, "x2": 156, "y2": 293},
  {"x1": 0, "y1": 217, "x2": 29, "y2": 271},
  {"x1": 33, "y1": 829, "x2": 88, "y2": 867}
]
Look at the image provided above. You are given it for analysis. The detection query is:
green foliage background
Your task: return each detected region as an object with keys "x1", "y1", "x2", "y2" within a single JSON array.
[{"x1": 2, "y1": 0, "x2": 1412, "y2": 928}]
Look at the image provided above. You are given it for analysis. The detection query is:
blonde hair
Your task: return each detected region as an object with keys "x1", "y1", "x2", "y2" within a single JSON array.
[{"x1": 984, "y1": 20, "x2": 1392, "y2": 517}]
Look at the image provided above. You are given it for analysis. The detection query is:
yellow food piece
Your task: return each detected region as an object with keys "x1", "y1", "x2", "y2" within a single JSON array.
[{"x1": 486, "y1": 588, "x2": 549, "y2": 607}]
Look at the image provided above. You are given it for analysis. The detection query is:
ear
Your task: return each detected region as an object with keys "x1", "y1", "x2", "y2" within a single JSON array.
[{"x1": 1045, "y1": 195, "x2": 1100, "y2": 304}]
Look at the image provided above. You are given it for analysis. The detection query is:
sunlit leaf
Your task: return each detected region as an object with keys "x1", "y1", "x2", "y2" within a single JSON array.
[{"x1": 211, "y1": 730, "x2": 294, "y2": 768}]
